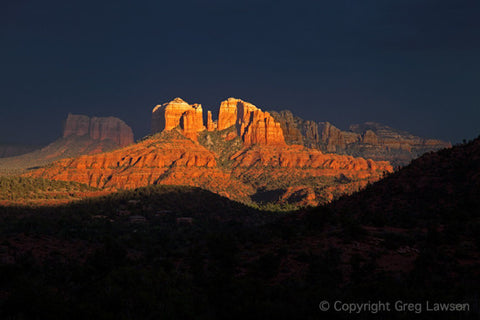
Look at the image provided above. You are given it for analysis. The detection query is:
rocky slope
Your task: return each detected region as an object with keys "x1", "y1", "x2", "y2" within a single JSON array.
[
  {"x1": 26, "y1": 130, "x2": 391, "y2": 205},
  {"x1": 25, "y1": 130, "x2": 252, "y2": 201},
  {"x1": 229, "y1": 145, "x2": 391, "y2": 205},
  {"x1": 25, "y1": 98, "x2": 393, "y2": 206},
  {"x1": 0, "y1": 144, "x2": 41, "y2": 158},
  {"x1": 0, "y1": 114, "x2": 134, "y2": 172},
  {"x1": 270, "y1": 110, "x2": 451, "y2": 166}
]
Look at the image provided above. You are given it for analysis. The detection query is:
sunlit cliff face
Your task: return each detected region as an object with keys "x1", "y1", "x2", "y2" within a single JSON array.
[
  {"x1": 152, "y1": 97, "x2": 285, "y2": 145},
  {"x1": 25, "y1": 97, "x2": 393, "y2": 206}
]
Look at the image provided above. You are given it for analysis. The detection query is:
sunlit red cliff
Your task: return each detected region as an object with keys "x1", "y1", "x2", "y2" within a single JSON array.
[{"x1": 26, "y1": 97, "x2": 393, "y2": 205}]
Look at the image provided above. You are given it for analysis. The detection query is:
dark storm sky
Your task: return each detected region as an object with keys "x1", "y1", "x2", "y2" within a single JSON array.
[{"x1": 1, "y1": 0, "x2": 479, "y2": 145}]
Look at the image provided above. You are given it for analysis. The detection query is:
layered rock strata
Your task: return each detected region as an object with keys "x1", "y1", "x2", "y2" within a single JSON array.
[
  {"x1": 64, "y1": 114, "x2": 134, "y2": 147},
  {"x1": 218, "y1": 98, "x2": 285, "y2": 146},
  {"x1": 151, "y1": 98, "x2": 205, "y2": 141},
  {"x1": 152, "y1": 97, "x2": 286, "y2": 145},
  {"x1": 26, "y1": 131, "x2": 393, "y2": 204},
  {"x1": 270, "y1": 111, "x2": 451, "y2": 166}
]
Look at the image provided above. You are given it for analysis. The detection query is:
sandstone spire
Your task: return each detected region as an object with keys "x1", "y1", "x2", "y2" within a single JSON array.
[
  {"x1": 218, "y1": 98, "x2": 286, "y2": 146},
  {"x1": 206, "y1": 111, "x2": 215, "y2": 131},
  {"x1": 151, "y1": 98, "x2": 205, "y2": 141}
]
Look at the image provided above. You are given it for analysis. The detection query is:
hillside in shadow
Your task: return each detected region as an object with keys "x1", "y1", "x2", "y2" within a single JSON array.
[
  {"x1": 330, "y1": 135, "x2": 480, "y2": 227},
  {"x1": 1, "y1": 135, "x2": 480, "y2": 319}
]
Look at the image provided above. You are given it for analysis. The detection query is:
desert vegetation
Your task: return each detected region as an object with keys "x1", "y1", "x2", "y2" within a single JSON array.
[
  {"x1": 0, "y1": 177, "x2": 478, "y2": 319},
  {"x1": 0, "y1": 176, "x2": 97, "y2": 201},
  {"x1": 1, "y1": 137, "x2": 479, "y2": 319}
]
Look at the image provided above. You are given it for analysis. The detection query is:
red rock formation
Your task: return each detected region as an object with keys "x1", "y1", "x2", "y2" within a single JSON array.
[
  {"x1": 271, "y1": 110, "x2": 451, "y2": 166},
  {"x1": 302, "y1": 120, "x2": 321, "y2": 148},
  {"x1": 230, "y1": 145, "x2": 392, "y2": 178},
  {"x1": 228, "y1": 145, "x2": 392, "y2": 205},
  {"x1": 180, "y1": 105, "x2": 204, "y2": 141},
  {"x1": 241, "y1": 110, "x2": 286, "y2": 146},
  {"x1": 151, "y1": 98, "x2": 205, "y2": 141},
  {"x1": 153, "y1": 97, "x2": 285, "y2": 145},
  {"x1": 151, "y1": 98, "x2": 192, "y2": 133},
  {"x1": 217, "y1": 98, "x2": 286, "y2": 146},
  {"x1": 63, "y1": 114, "x2": 91, "y2": 137},
  {"x1": 218, "y1": 98, "x2": 240, "y2": 131},
  {"x1": 362, "y1": 129, "x2": 378, "y2": 145},
  {"x1": 25, "y1": 131, "x2": 255, "y2": 201},
  {"x1": 28, "y1": 132, "x2": 216, "y2": 188},
  {"x1": 23, "y1": 99, "x2": 402, "y2": 207},
  {"x1": 318, "y1": 122, "x2": 348, "y2": 152},
  {"x1": 63, "y1": 114, "x2": 133, "y2": 147},
  {"x1": 269, "y1": 110, "x2": 304, "y2": 145},
  {"x1": 25, "y1": 127, "x2": 394, "y2": 206},
  {"x1": 89, "y1": 117, "x2": 134, "y2": 147},
  {"x1": 206, "y1": 111, "x2": 215, "y2": 131}
]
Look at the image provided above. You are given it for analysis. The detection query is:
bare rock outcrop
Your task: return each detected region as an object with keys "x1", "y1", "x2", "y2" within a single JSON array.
[
  {"x1": 63, "y1": 114, "x2": 133, "y2": 147},
  {"x1": 269, "y1": 110, "x2": 304, "y2": 145},
  {"x1": 154, "y1": 97, "x2": 286, "y2": 145},
  {"x1": 230, "y1": 145, "x2": 392, "y2": 175},
  {"x1": 25, "y1": 100, "x2": 400, "y2": 206},
  {"x1": 218, "y1": 98, "x2": 286, "y2": 146},
  {"x1": 217, "y1": 98, "x2": 241, "y2": 131},
  {"x1": 63, "y1": 114, "x2": 91, "y2": 137},
  {"x1": 270, "y1": 111, "x2": 451, "y2": 166},
  {"x1": 151, "y1": 98, "x2": 205, "y2": 141},
  {"x1": 206, "y1": 111, "x2": 216, "y2": 131}
]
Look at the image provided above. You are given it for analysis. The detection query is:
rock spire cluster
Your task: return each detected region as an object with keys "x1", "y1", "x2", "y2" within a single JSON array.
[{"x1": 152, "y1": 97, "x2": 285, "y2": 145}]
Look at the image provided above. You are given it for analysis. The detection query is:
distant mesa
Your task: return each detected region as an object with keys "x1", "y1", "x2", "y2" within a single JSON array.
[
  {"x1": 0, "y1": 114, "x2": 134, "y2": 171},
  {"x1": 64, "y1": 113, "x2": 134, "y2": 148},
  {"x1": 152, "y1": 97, "x2": 285, "y2": 145}
]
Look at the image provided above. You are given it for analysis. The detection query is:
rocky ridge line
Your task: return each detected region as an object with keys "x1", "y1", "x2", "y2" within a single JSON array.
[{"x1": 270, "y1": 110, "x2": 451, "y2": 166}]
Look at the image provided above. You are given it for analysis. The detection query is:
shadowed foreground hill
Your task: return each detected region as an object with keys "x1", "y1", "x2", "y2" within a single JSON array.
[
  {"x1": 331, "y1": 135, "x2": 480, "y2": 226},
  {"x1": 0, "y1": 184, "x2": 270, "y2": 227},
  {"x1": 2, "y1": 132, "x2": 479, "y2": 320},
  {"x1": 1, "y1": 174, "x2": 480, "y2": 318},
  {"x1": 0, "y1": 184, "x2": 287, "y2": 319}
]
